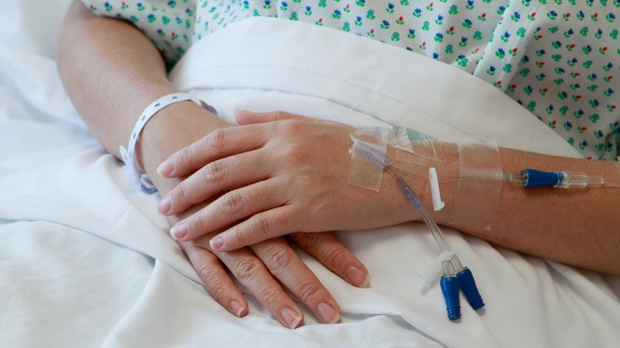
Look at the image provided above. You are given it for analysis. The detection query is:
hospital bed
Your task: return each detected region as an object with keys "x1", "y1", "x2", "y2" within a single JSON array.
[{"x1": 2, "y1": 1, "x2": 619, "y2": 347}]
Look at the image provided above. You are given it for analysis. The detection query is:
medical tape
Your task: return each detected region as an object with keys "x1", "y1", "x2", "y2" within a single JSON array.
[
  {"x1": 348, "y1": 128, "x2": 390, "y2": 191},
  {"x1": 388, "y1": 126, "x2": 415, "y2": 153},
  {"x1": 447, "y1": 142, "x2": 503, "y2": 231},
  {"x1": 348, "y1": 127, "x2": 423, "y2": 191},
  {"x1": 350, "y1": 127, "x2": 504, "y2": 231}
]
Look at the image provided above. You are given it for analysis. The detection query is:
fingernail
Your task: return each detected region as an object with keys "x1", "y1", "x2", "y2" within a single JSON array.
[
  {"x1": 281, "y1": 307, "x2": 302, "y2": 329},
  {"x1": 346, "y1": 265, "x2": 370, "y2": 288},
  {"x1": 209, "y1": 235, "x2": 224, "y2": 250},
  {"x1": 158, "y1": 196, "x2": 172, "y2": 215},
  {"x1": 157, "y1": 160, "x2": 173, "y2": 177},
  {"x1": 170, "y1": 223, "x2": 187, "y2": 241},
  {"x1": 230, "y1": 300, "x2": 245, "y2": 317},
  {"x1": 317, "y1": 302, "x2": 340, "y2": 324}
]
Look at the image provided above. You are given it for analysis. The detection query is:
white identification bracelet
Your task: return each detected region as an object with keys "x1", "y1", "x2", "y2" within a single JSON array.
[{"x1": 120, "y1": 92, "x2": 201, "y2": 193}]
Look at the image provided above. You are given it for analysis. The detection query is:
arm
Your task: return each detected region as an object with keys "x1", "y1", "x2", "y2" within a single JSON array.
[
  {"x1": 57, "y1": 0, "x2": 370, "y2": 327},
  {"x1": 462, "y1": 146, "x2": 620, "y2": 274},
  {"x1": 158, "y1": 110, "x2": 620, "y2": 275}
]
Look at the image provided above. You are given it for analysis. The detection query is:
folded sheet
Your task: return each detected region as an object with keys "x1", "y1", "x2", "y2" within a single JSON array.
[
  {"x1": 2, "y1": 13, "x2": 619, "y2": 348},
  {"x1": 173, "y1": 17, "x2": 620, "y2": 347}
]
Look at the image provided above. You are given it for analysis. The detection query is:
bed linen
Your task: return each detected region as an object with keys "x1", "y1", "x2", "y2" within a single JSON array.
[{"x1": 1, "y1": 1, "x2": 619, "y2": 347}]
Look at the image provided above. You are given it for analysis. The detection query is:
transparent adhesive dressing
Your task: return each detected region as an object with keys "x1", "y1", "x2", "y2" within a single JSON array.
[{"x1": 350, "y1": 127, "x2": 485, "y2": 321}]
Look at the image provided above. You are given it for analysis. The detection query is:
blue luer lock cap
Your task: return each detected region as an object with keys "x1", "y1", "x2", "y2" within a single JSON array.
[
  {"x1": 522, "y1": 169, "x2": 563, "y2": 188},
  {"x1": 457, "y1": 268, "x2": 485, "y2": 310},
  {"x1": 440, "y1": 276, "x2": 461, "y2": 320}
]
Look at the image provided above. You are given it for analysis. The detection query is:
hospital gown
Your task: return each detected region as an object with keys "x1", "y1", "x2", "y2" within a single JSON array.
[{"x1": 81, "y1": 0, "x2": 620, "y2": 160}]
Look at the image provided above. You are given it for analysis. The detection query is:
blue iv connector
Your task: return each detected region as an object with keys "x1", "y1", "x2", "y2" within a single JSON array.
[
  {"x1": 456, "y1": 268, "x2": 485, "y2": 310},
  {"x1": 508, "y1": 168, "x2": 598, "y2": 189},
  {"x1": 440, "y1": 261, "x2": 461, "y2": 320},
  {"x1": 440, "y1": 275, "x2": 461, "y2": 320},
  {"x1": 440, "y1": 260, "x2": 485, "y2": 320},
  {"x1": 519, "y1": 169, "x2": 564, "y2": 188}
]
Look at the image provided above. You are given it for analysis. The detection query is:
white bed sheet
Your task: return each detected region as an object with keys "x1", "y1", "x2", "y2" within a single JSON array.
[{"x1": 1, "y1": 2, "x2": 619, "y2": 347}]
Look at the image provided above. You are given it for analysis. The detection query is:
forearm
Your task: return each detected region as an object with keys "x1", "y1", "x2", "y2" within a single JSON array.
[
  {"x1": 432, "y1": 147, "x2": 620, "y2": 274},
  {"x1": 55, "y1": 3, "x2": 373, "y2": 326},
  {"x1": 56, "y1": 0, "x2": 227, "y2": 194}
]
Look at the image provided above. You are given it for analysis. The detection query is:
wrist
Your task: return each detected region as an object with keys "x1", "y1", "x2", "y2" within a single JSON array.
[
  {"x1": 136, "y1": 100, "x2": 230, "y2": 193},
  {"x1": 382, "y1": 145, "x2": 459, "y2": 226}
]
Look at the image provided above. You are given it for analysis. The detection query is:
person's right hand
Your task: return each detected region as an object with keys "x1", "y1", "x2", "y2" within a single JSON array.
[{"x1": 177, "y1": 228, "x2": 369, "y2": 328}]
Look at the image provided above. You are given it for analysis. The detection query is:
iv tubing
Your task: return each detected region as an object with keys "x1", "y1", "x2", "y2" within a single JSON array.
[
  {"x1": 356, "y1": 139, "x2": 486, "y2": 319},
  {"x1": 387, "y1": 167, "x2": 451, "y2": 253}
]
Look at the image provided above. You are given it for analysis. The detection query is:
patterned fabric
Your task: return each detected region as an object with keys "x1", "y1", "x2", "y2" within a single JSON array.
[{"x1": 81, "y1": 0, "x2": 620, "y2": 160}]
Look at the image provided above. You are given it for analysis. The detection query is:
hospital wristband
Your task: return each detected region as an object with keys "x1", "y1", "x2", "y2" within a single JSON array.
[{"x1": 119, "y1": 92, "x2": 201, "y2": 193}]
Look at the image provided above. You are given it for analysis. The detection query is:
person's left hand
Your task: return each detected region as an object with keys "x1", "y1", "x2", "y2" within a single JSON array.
[{"x1": 156, "y1": 110, "x2": 412, "y2": 251}]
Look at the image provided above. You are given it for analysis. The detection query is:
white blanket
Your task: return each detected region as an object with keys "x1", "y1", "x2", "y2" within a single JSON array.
[{"x1": 1, "y1": 3, "x2": 619, "y2": 347}]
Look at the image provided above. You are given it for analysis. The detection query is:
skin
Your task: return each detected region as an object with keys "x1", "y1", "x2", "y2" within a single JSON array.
[
  {"x1": 159, "y1": 104, "x2": 620, "y2": 275},
  {"x1": 56, "y1": 0, "x2": 371, "y2": 328}
]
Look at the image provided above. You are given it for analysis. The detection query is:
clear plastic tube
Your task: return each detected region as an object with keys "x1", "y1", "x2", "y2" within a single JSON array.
[
  {"x1": 387, "y1": 167, "x2": 451, "y2": 253},
  {"x1": 361, "y1": 147, "x2": 485, "y2": 318},
  {"x1": 506, "y1": 169, "x2": 620, "y2": 189}
]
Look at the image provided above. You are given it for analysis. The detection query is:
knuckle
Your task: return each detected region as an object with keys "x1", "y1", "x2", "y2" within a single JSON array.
[
  {"x1": 209, "y1": 282, "x2": 231, "y2": 303},
  {"x1": 220, "y1": 191, "x2": 246, "y2": 217},
  {"x1": 202, "y1": 160, "x2": 227, "y2": 185},
  {"x1": 196, "y1": 262, "x2": 219, "y2": 285},
  {"x1": 204, "y1": 128, "x2": 229, "y2": 154},
  {"x1": 295, "y1": 281, "x2": 324, "y2": 304},
  {"x1": 258, "y1": 286, "x2": 282, "y2": 308},
  {"x1": 197, "y1": 263, "x2": 235, "y2": 304},
  {"x1": 251, "y1": 214, "x2": 274, "y2": 237},
  {"x1": 292, "y1": 233, "x2": 322, "y2": 251},
  {"x1": 325, "y1": 247, "x2": 348, "y2": 269},
  {"x1": 263, "y1": 246, "x2": 295, "y2": 277},
  {"x1": 232, "y1": 257, "x2": 263, "y2": 283}
]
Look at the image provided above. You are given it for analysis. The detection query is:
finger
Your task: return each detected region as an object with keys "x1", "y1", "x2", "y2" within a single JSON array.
[
  {"x1": 251, "y1": 238, "x2": 341, "y2": 324},
  {"x1": 180, "y1": 241, "x2": 249, "y2": 318},
  {"x1": 289, "y1": 232, "x2": 370, "y2": 288},
  {"x1": 169, "y1": 179, "x2": 286, "y2": 242},
  {"x1": 157, "y1": 125, "x2": 267, "y2": 178},
  {"x1": 209, "y1": 204, "x2": 303, "y2": 252},
  {"x1": 214, "y1": 240, "x2": 305, "y2": 329},
  {"x1": 159, "y1": 149, "x2": 272, "y2": 216},
  {"x1": 235, "y1": 109, "x2": 339, "y2": 126}
]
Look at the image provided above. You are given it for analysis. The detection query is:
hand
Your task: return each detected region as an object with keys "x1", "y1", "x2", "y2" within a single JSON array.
[
  {"x1": 57, "y1": 3, "x2": 372, "y2": 328},
  {"x1": 128, "y1": 101, "x2": 371, "y2": 328},
  {"x1": 178, "y1": 227, "x2": 370, "y2": 328},
  {"x1": 157, "y1": 111, "x2": 412, "y2": 251}
]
